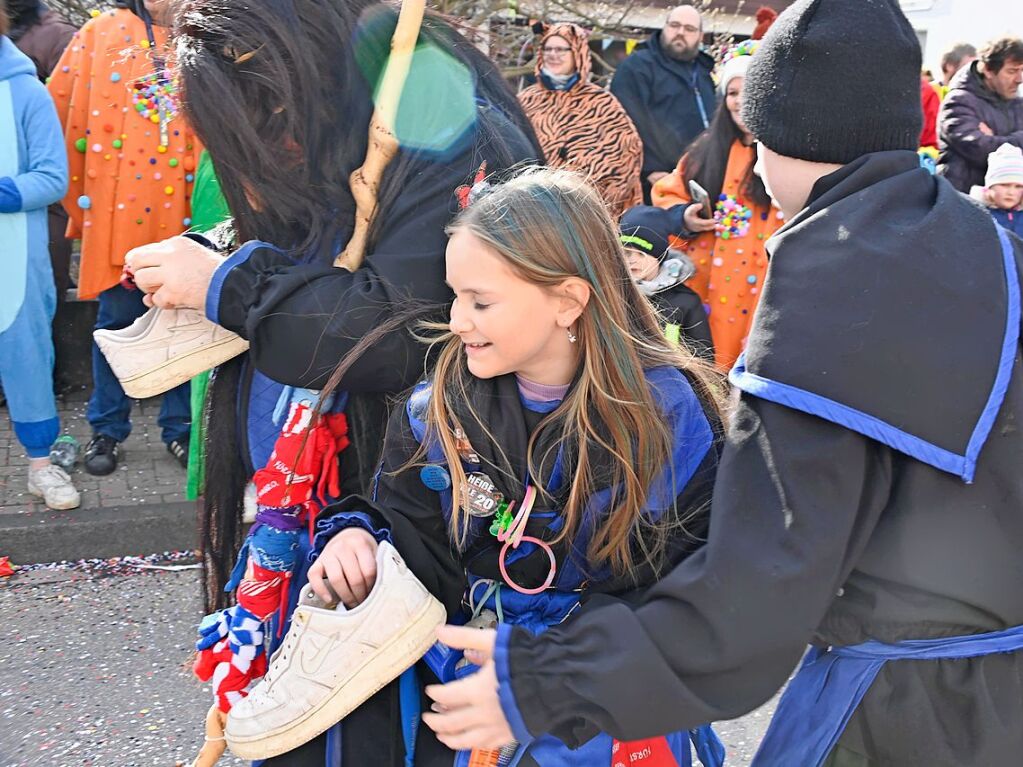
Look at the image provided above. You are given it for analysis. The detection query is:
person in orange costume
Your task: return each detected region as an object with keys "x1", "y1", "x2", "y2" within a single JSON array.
[
  {"x1": 48, "y1": 0, "x2": 200, "y2": 299},
  {"x1": 653, "y1": 41, "x2": 784, "y2": 371},
  {"x1": 47, "y1": 0, "x2": 201, "y2": 476}
]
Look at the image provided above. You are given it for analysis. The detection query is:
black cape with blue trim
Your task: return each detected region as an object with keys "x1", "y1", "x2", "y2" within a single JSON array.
[{"x1": 502, "y1": 151, "x2": 1023, "y2": 766}]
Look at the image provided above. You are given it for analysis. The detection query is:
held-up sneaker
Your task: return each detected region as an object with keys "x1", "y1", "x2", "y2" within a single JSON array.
[
  {"x1": 224, "y1": 541, "x2": 446, "y2": 760},
  {"x1": 28, "y1": 465, "x2": 81, "y2": 510},
  {"x1": 93, "y1": 307, "x2": 248, "y2": 399}
]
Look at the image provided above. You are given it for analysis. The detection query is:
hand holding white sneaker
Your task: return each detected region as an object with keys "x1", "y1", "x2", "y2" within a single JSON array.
[
  {"x1": 224, "y1": 540, "x2": 445, "y2": 760},
  {"x1": 125, "y1": 235, "x2": 224, "y2": 310},
  {"x1": 306, "y1": 527, "x2": 380, "y2": 607}
]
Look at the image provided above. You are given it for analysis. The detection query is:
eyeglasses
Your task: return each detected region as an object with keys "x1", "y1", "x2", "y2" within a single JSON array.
[
  {"x1": 665, "y1": 22, "x2": 700, "y2": 33},
  {"x1": 542, "y1": 46, "x2": 572, "y2": 55}
]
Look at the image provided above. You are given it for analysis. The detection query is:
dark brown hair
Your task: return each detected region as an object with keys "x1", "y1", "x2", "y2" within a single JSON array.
[
  {"x1": 0, "y1": 0, "x2": 9, "y2": 37},
  {"x1": 980, "y1": 37, "x2": 1023, "y2": 74}
]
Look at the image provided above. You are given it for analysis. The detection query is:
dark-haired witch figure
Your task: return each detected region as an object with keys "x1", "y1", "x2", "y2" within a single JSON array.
[{"x1": 124, "y1": 0, "x2": 540, "y2": 763}]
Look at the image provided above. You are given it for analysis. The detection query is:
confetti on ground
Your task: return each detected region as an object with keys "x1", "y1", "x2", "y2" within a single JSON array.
[{"x1": 11, "y1": 550, "x2": 199, "y2": 577}]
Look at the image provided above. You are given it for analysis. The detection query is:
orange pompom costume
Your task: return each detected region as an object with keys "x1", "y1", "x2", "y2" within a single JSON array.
[
  {"x1": 47, "y1": 7, "x2": 201, "y2": 299},
  {"x1": 652, "y1": 142, "x2": 785, "y2": 371}
]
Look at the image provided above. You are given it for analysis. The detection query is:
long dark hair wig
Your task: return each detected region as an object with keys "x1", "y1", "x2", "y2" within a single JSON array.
[
  {"x1": 173, "y1": 0, "x2": 542, "y2": 611},
  {"x1": 682, "y1": 98, "x2": 771, "y2": 210}
]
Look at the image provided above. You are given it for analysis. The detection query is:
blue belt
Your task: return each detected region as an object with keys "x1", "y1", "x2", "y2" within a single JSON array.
[{"x1": 751, "y1": 623, "x2": 1023, "y2": 767}]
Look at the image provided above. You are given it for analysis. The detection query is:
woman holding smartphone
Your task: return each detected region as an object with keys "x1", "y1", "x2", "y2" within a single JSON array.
[{"x1": 652, "y1": 41, "x2": 785, "y2": 371}]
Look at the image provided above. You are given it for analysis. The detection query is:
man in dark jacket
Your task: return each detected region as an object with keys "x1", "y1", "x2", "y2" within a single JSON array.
[
  {"x1": 425, "y1": 2, "x2": 1023, "y2": 766},
  {"x1": 937, "y1": 37, "x2": 1023, "y2": 192},
  {"x1": 610, "y1": 5, "x2": 716, "y2": 202}
]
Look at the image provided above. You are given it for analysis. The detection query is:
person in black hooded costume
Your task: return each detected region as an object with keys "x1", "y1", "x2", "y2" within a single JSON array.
[{"x1": 423, "y1": 2, "x2": 1023, "y2": 766}]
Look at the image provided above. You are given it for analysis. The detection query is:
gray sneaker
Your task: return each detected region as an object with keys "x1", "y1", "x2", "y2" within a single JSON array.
[
  {"x1": 28, "y1": 465, "x2": 81, "y2": 510},
  {"x1": 224, "y1": 541, "x2": 445, "y2": 760}
]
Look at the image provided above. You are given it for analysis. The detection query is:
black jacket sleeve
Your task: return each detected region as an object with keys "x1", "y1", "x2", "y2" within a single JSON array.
[
  {"x1": 213, "y1": 157, "x2": 464, "y2": 394},
  {"x1": 501, "y1": 395, "x2": 893, "y2": 744},
  {"x1": 318, "y1": 402, "x2": 468, "y2": 617},
  {"x1": 610, "y1": 58, "x2": 664, "y2": 178}
]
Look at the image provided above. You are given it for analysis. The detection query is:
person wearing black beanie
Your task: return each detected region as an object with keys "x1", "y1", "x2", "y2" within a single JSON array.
[{"x1": 468, "y1": 1, "x2": 1023, "y2": 767}]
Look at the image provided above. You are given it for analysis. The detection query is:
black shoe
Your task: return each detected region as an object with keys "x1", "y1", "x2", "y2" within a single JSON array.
[
  {"x1": 84, "y1": 434, "x2": 120, "y2": 476},
  {"x1": 167, "y1": 438, "x2": 189, "y2": 469}
]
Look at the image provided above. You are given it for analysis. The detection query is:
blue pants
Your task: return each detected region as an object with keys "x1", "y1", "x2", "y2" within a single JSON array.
[
  {"x1": 0, "y1": 239, "x2": 59, "y2": 459},
  {"x1": 87, "y1": 284, "x2": 190, "y2": 444}
]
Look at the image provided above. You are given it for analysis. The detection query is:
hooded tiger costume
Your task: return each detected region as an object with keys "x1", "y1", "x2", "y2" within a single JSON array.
[{"x1": 518, "y1": 24, "x2": 642, "y2": 219}]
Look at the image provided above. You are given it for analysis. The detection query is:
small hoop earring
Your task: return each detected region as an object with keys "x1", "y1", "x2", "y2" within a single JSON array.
[{"x1": 567, "y1": 327, "x2": 577, "y2": 344}]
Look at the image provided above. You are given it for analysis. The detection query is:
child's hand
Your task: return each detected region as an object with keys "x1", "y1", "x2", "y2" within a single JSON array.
[
  {"x1": 307, "y1": 527, "x2": 378, "y2": 608},
  {"x1": 423, "y1": 626, "x2": 513, "y2": 750}
]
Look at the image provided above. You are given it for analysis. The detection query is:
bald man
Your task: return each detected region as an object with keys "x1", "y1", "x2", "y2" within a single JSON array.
[{"x1": 611, "y1": 5, "x2": 717, "y2": 201}]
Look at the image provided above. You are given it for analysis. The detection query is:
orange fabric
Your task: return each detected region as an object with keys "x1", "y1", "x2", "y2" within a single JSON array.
[
  {"x1": 652, "y1": 141, "x2": 785, "y2": 370},
  {"x1": 47, "y1": 9, "x2": 201, "y2": 299}
]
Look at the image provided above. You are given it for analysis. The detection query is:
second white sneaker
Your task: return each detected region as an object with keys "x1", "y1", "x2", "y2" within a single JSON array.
[
  {"x1": 224, "y1": 540, "x2": 446, "y2": 760},
  {"x1": 28, "y1": 465, "x2": 81, "y2": 510},
  {"x1": 93, "y1": 307, "x2": 248, "y2": 399}
]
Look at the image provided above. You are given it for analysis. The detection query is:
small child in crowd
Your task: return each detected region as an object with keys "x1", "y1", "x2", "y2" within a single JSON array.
[
  {"x1": 619, "y1": 204, "x2": 714, "y2": 360},
  {"x1": 971, "y1": 144, "x2": 1023, "y2": 236}
]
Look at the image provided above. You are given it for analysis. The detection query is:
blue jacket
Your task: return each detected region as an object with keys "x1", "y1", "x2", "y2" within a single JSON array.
[
  {"x1": 0, "y1": 35, "x2": 67, "y2": 332},
  {"x1": 991, "y1": 207, "x2": 1023, "y2": 238}
]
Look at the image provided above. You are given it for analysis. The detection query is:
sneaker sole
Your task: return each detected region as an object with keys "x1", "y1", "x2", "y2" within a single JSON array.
[
  {"x1": 225, "y1": 595, "x2": 446, "y2": 760},
  {"x1": 98, "y1": 334, "x2": 249, "y2": 399},
  {"x1": 27, "y1": 484, "x2": 81, "y2": 510}
]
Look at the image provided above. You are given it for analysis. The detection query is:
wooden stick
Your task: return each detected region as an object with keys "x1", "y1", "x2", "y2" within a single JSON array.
[
  {"x1": 335, "y1": 0, "x2": 427, "y2": 271},
  {"x1": 186, "y1": 705, "x2": 227, "y2": 767}
]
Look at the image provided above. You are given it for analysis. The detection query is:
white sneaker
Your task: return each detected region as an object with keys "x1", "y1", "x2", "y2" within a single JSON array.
[
  {"x1": 93, "y1": 307, "x2": 248, "y2": 399},
  {"x1": 28, "y1": 465, "x2": 81, "y2": 510},
  {"x1": 224, "y1": 541, "x2": 446, "y2": 760}
]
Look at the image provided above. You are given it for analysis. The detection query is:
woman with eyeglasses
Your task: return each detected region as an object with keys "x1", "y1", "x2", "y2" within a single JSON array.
[{"x1": 518, "y1": 23, "x2": 642, "y2": 218}]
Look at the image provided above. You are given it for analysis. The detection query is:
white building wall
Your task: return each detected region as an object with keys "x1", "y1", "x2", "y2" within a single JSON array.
[{"x1": 900, "y1": 0, "x2": 1023, "y2": 76}]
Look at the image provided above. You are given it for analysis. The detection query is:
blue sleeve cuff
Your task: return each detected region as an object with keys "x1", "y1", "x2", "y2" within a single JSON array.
[
  {"x1": 494, "y1": 623, "x2": 535, "y2": 744},
  {"x1": 309, "y1": 512, "x2": 392, "y2": 563},
  {"x1": 205, "y1": 246, "x2": 250, "y2": 325},
  {"x1": 0, "y1": 177, "x2": 24, "y2": 213}
]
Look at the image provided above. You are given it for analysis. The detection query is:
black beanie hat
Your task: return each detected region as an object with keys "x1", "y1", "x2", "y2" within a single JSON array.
[
  {"x1": 619, "y1": 205, "x2": 679, "y2": 260},
  {"x1": 742, "y1": 0, "x2": 923, "y2": 164}
]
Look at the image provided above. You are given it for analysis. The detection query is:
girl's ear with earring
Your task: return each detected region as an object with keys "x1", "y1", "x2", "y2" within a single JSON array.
[{"x1": 567, "y1": 327, "x2": 577, "y2": 343}]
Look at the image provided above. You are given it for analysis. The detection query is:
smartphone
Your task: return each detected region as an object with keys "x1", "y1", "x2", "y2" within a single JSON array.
[{"x1": 688, "y1": 180, "x2": 713, "y2": 219}]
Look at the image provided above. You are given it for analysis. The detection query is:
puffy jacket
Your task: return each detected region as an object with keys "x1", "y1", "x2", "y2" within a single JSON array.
[
  {"x1": 610, "y1": 32, "x2": 717, "y2": 178},
  {"x1": 937, "y1": 61, "x2": 1023, "y2": 192}
]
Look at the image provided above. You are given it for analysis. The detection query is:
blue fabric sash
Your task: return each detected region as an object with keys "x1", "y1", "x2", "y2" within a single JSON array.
[{"x1": 751, "y1": 624, "x2": 1023, "y2": 767}]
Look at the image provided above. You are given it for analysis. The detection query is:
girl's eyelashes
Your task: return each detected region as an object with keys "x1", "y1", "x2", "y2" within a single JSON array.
[{"x1": 473, "y1": 302, "x2": 491, "y2": 311}]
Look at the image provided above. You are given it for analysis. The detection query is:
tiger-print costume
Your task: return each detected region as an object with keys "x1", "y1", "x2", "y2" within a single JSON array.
[{"x1": 518, "y1": 24, "x2": 643, "y2": 219}]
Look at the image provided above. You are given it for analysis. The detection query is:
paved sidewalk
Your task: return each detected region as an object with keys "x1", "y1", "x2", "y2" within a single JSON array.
[{"x1": 0, "y1": 390, "x2": 196, "y2": 564}]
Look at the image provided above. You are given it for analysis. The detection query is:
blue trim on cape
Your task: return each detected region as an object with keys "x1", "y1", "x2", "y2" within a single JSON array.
[
  {"x1": 730, "y1": 224, "x2": 1020, "y2": 483},
  {"x1": 495, "y1": 622, "x2": 536, "y2": 745},
  {"x1": 204, "y1": 239, "x2": 285, "y2": 326},
  {"x1": 752, "y1": 623, "x2": 1023, "y2": 767}
]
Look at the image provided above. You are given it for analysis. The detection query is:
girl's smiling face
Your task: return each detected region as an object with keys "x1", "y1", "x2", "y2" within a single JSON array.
[{"x1": 445, "y1": 228, "x2": 582, "y2": 386}]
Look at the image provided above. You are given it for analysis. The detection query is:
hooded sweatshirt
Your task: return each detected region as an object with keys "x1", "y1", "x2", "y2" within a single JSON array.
[
  {"x1": 499, "y1": 150, "x2": 1023, "y2": 766},
  {"x1": 0, "y1": 36, "x2": 68, "y2": 332},
  {"x1": 518, "y1": 24, "x2": 642, "y2": 218}
]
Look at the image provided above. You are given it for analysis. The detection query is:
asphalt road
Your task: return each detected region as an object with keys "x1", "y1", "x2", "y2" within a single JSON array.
[{"x1": 0, "y1": 569, "x2": 775, "y2": 767}]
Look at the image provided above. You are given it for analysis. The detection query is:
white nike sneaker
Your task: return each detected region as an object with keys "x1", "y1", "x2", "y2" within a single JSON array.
[
  {"x1": 28, "y1": 465, "x2": 81, "y2": 510},
  {"x1": 93, "y1": 307, "x2": 248, "y2": 399},
  {"x1": 224, "y1": 541, "x2": 446, "y2": 760}
]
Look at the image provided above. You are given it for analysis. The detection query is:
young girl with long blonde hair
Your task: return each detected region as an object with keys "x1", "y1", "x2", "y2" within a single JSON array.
[{"x1": 289, "y1": 167, "x2": 726, "y2": 766}]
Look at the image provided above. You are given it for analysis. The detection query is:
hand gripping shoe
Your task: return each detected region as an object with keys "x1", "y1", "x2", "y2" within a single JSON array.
[
  {"x1": 93, "y1": 307, "x2": 248, "y2": 399},
  {"x1": 224, "y1": 540, "x2": 446, "y2": 760}
]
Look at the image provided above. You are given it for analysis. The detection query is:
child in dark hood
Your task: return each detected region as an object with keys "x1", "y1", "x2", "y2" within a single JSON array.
[{"x1": 619, "y1": 204, "x2": 713, "y2": 360}]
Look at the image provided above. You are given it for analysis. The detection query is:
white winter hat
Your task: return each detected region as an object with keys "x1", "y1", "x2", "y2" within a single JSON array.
[{"x1": 985, "y1": 144, "x2": 1023, "y2": 187}]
